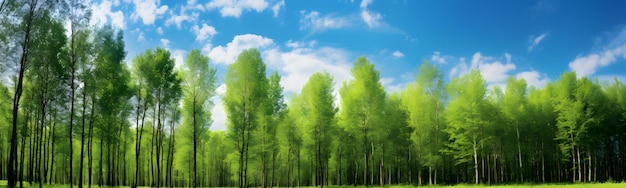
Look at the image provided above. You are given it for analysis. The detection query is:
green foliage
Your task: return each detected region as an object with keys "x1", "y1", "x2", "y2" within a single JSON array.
[
  {"x1": 223, "y1": 48, "x2": 268, "y2": 187},
  {"x1": 443, "y1": 69, "x2": 492, "y2": 174},
  {"x1": 176, "y1": 49, "x2": 217, "y2": 186},
  {"x1": 401, "y1": 60, "x2": 446, "y2": 170}
]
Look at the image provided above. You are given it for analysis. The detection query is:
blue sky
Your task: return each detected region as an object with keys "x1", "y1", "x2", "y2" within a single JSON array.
[{"x1": 90, "y1": 0, "x2": 626, "y2": 130}]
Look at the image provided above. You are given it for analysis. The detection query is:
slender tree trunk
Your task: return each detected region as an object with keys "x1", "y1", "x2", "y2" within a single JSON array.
[
  {"x1": 193, "y1": 96, "x2": 197, "y2": 188},
  {"x1": 48, "y1": 109, "x2": 57, "y2": 185},
  {"x1": 577, "y1": 146, "x2": 582, "y2": 183},
  {"x1": 542, "y1": 140, "x2": 545, "y2": 183},
  {"x1": 134, "y1": 99, "x2": 148, "y2": 187},
  {"x1": 516, "y1": 126, "x2": 523, "y2": 182},
  {"x1": 473, "y1": 136, "x2": 479, "y2": 184},
  {"x1": 79, "y1": 90, "x2": 87, "y2": 188},
  {"x1": 87, "y1": 95, "x2": 95, "y2": 188},
  {"x1": 380, "y1": 143, "x2": 384, "y2": 188},
  {"x1": 8, "y1": 2, "x2": 36, "y2": 186},
  {"x1": 99, "y1": 137, "x2": 103, "y2": 187},
  {"x1": 20, "y1": 125, "x2": 28, "y2": 188},
  {"x1": 271, "y1": 150, "x2": 276, "y2": 188}
]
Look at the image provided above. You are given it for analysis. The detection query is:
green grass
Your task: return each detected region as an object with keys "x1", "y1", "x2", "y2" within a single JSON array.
[{"x1": 1, "y1": 180, "x2": 625, "y2": 188}]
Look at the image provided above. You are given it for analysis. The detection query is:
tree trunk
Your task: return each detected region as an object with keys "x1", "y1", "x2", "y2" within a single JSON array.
[
  {"x1": 87, "y1": 95, "x2": 95, "y2": 188},
  {"x1": 48, "y1": 109, "x2": 57, "y2": 185},
  {"x1": 134, "y1": 98, "x2": 148, "y2": 187},
  {"x1": 8, "y1": 2, "x2": 35, "y2": 186},
  {"x1": 193, "y1": 96, "x2": 197, "y2": 188},
  {"x1": 473, "y1": 136, "x2": 479, "y2": 184},
  {"x1": 517, "y1": 126, "x2": 523, "y2": 182},
  {"x1": 79, "y1": 90, "x2": 87, "y2": 188}
]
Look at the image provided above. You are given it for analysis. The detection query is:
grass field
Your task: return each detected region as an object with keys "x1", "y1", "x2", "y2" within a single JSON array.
[{"x1": 2, "y1": 180, "x2": 626, "y2": 188}]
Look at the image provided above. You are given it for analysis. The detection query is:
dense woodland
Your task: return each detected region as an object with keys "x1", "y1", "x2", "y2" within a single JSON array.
[{"x1": 1, "y1": 0, "x2": 626, "y2": 188}]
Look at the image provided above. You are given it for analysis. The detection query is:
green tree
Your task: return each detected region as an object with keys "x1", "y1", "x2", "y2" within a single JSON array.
[
  {"x1": 255, "y1": 72, "x2": 286, "y2": 188},
  {"x1": 178, "y1": 49, "x2": 217, "y2": 188},
  {"x1": 131, "y1": 47, "x2": 181, "y2": 188},
  {"x1": 300, "y1": 72, "x2": 336, "y2": 187},
  {"x1": 401, "y1": 60, "x2": 446, "y2": 185},
  {"x1": 23, "y1": 12, "x2": 68, "y2": 187},
  {"x1": 278, "y1": 95, "x2": 304, "y2": 187},
  {"x1": 223, "y1": 48, "x2": 268, "y2": 188},
  {"x1": 501, "y1": 77, "x2": 529, "y2": 182},
  {"x1": 339, "y1": 57, "x2": 386, "y2": 186},
  {"x1": 443, "y1": 69, "x2": 491, "y2": 184},
  {"x1": 3, "y1": 1, "x2": 60, "y2": 186},
  {"x1": 93, "y1": 26, "x2": 130, "y2": 187}
]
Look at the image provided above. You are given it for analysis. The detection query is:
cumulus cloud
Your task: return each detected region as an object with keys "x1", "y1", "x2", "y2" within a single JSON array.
[
  {"x1": 449, "y1": 52, "x2": 517, "y2": 87},
  {"x1": 192, "y1": 23, "x2": 218, "y2": 42},
  {"x1": 516, "y1": 71, "x2": 550, "y2": 88},
  {"x1": 172, "y1": 49, "x2": 187, "y2": 69},
  {"x1": 165, "y1": 6, "x2": 200, "y2": 29},
  {"x1": 569, "y1": 43, "x2": 626, "y2": 77},
  {"x1": 160, "y1": 38, "x2": 170, "y2": 47},
  {"x1": 211, "y1": 84, "x2": 228, "y2": 130},
  {"x1": 359, "y1": 0, "x2": 382, "y2": 28},
  {"x1": 137, "y1": 32, "x2": 145, "y2": 41},
  {"x1": 207, "y1": 36, "x2": 355, "y2": 130},
  {"x1": 299, "y1": 11, "x2": 351, "y2": 33},
  {"x1": 90, "y1": 0, "x2": 126, "y2": 29},
  {"x1": 156, "y1": 27, "x2": 163, "y2": 34},
  {"x1": 528, "y1": 33, "x2": 548, "y2": 52},
  {"x1": 265, "y1": 47, "x2": 353, "y2": 93},
  {"x1": 131, "y1": 0, "x2": 169, "y2": 25},
  {"x1": 431, "y1": 51, "x2": 453, "y2": 64},
  {"x1": 392, "y1": 50, "x2": 404, "y2": 58},
  {"x1": 271, "y1": 0, "x2": 285, "y2": 17},
  {"x1": 206, "y1": 0, "x2": 270, "y2": 18},
  {"x1": 208, "y1": 34, "x2": 275, "y2": 65}
]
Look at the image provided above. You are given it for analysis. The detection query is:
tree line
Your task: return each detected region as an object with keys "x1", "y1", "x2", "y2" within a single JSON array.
[{"x1": 1, "y1": 0, "x2": 626, "y2": 188}]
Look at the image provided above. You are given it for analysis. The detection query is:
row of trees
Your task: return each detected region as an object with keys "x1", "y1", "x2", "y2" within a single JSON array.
[{"x1": 1, "y1": 0, "x2": 626, "y2": 188}]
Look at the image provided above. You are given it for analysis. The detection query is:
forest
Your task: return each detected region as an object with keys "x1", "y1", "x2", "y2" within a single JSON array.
[{"x1": 1, "y1": 0, "x2": 626, "y2": 188}]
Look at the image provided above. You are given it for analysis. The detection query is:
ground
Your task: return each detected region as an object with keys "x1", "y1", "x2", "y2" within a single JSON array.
[{"x1": 1, "y1": 180, "x2": 625, "y2": 188}]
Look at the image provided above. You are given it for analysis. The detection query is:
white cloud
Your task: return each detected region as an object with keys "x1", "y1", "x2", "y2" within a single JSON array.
[
  {"x1": 204, "y1": 36, "x2": 360, "y2": 130},
  {"x1": 137, "y1": 32, "x2": 145, "y2": 41},
  {"x1": 299, "y1": 11, "x2": 351, "y2": 33},
  {"x1": 206, "y1": 0, "x2": 270, "y2": 18},
  {"x1": 568, "y1": 43, "x2": 626, "y2": 77},
  {"x1": 516, "y1": 71, "x2": 550, "y2": 88},
  {"x1": 359, "y1": 0, "x2": 382, "y2": 28},
  {"x1": 528, "y1": 33, "x2": 548, "y2": 52},
  {"x1": 595, "y1": 75, "x2": 626, "y2": 85},
  {"x1": 131, "y1": 0, "x2": 169, "y2": 25},
  {"x1": 380, "y1": 77, "x2": 393, "y2": 85},
  {"x1": 186, "y1": 0, "x2": 206, "y2": 11},
  {"x1": 449, "y1": 52, "x2": 516, "y2": 86},
  {"x1": 379, "y1": 77, "x2": 404, "y2": 93},
  {"x1": 90, "y1": 0, "x2": 126, "y2": 29},
  {"x1": 172, "y1": 49, "x2": 187, "y2": 69},
  {"x1": 206, "y1": 35, "x2": 355, "y2": 130},
  {"x1": 160, "y1": 38, "x2": 170, "y2": 47},
  {"x1": 208, "y1": 34, "x2": 274, "y2": 65},
  {"x1": 431, "y1": 51, "x2": 453, "y2": 64},
  {"x1": 471, "y1": 53, "x2": 516, "y2": 84},
  {"x1": 271, "y1": 0, "x2": 284, "y2": 17},
  {"x1": 449, "y1": 57, "x2": 466, "y2": 79},
  {"x1": 265, "y1": 47, "x2": 353, "y2": 94},
  {"x1": 392, "y1": 50, "x2": 404, "y2": 58},
  {"x1": 165, "y1": 6, "x2": 200, "y2": 29},
  {"x1": 156, "y1": 27, "x2": 163, "y2": 34},
  {"x1": 285, "y1": 40, "x2": 317, "y2": 48},
  {"x1": 192, "y1": 23, "x2": 218, "y2": 42},
  {"x1": 211, "y1": 84, "x2": 228, "y2": 130}
]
